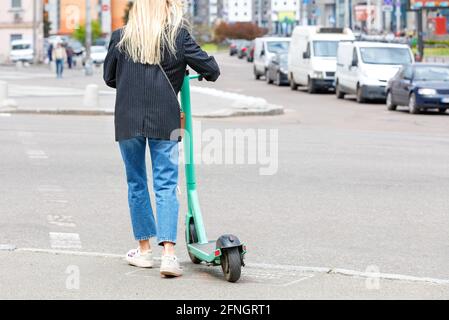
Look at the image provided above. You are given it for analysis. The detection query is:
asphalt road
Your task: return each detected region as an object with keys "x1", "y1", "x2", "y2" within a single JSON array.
[{"x1": 0, "y1": 53, "x2": 448, "y2": 299}]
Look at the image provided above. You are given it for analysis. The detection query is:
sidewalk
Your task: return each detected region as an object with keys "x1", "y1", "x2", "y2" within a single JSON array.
[
  {"x1": 0, "y1": 65, "x2": 283, "y2": 117},
  {"x1": 0, "y1": 248, "x2": 447, "y2": 299}
]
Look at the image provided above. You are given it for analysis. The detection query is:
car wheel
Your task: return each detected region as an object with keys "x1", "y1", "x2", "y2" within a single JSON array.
[
  {"x1": 438, "y1": 108, "x2": 447, "y2": 113},
  {"x1": 276, "y1": 72, "x2": 282, "y2": 86},
  {"x1": 356, "y1": 85, "x2": 366, "y2": 103},
  {"x1": 386, "y1": 91, "x2": 397, "y2": 111},
  {"x1": 336, "y1": 81, "x2": 345, "y2": 99},
  {"x1": 254, "y1": 67, "x2": 260, "y2": 80},
  {"x1": 290, "y1": 74, "x2": 298, "y2": 91},
  {"x1": 307, "y1": 77, "x2": 316, "y2": 94},
  {"x1": 409, "y1": 93, "x2": 420, "y2": 114},
  {"x1": 266, "y1": 71, "x2": 273, "y2": 84}
]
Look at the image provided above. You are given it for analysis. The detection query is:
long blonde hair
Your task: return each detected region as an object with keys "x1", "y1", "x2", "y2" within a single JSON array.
[{"x1": 118, "y1": 0, "x2": 185, "y2": 65}]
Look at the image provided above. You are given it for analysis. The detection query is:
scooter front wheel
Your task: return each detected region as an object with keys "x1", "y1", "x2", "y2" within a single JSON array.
[{"x1": 221, "y1": 247, "x2": 242, "y2": 282}]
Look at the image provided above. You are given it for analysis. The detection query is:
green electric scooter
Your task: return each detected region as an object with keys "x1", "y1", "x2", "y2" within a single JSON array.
[{"x1": 180, "y1": 70, "x2": 246, "y2": 283}]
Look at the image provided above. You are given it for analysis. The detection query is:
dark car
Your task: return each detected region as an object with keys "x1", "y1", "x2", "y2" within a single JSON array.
[
  {"x1": 229, "y1": 40, "x2": 239, "y2": 56},
  {"x1": 386, "y1": 63, "x2": 449, "y2": 114},
  {"x1": 237, "y1": 40, "x2": 252, "y2": 59},
  {"x1": 247, "y1": 42, "x2": 255, "y2": 62},
  {"x1": 266, "y1": 53, "x2": 289, "y2": 86}
]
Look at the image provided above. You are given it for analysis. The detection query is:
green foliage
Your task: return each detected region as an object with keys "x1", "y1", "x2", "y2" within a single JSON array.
[{"x1": 72, "y1": 20, "x2": 102, "y2": 45}]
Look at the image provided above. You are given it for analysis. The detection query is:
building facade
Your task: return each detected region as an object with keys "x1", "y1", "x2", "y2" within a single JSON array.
[
  {"x1": 0, "y1": 0, "x2": 44, "y2": 63},
  {"x1": 44, "y1": 0, "x2": 128, "y2": 36}
]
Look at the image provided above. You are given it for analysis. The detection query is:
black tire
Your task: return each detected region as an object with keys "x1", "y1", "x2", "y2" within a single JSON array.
[
  {"x1": 276, "y1": 72, "x2": 282, "y2": 86},
  {"x1": 187, "y1": 220, "x2": 202, "y2": 264},
  {"x1": 254, "y1": 67, "x2": 260, "y2": 80},
  {"x1": 386, "y1": 91, "x2": 397, "y2": 111},
  {"x1": 290, "y1": 74, "x2": 298, "y2": 91},
  {"x1": 409, "y1": 93, "x2": 420, "y2": 114},
  {"x1": 307, "y1": 77, "x2": 316, "y2": 94},
  {"x1": 221, "y1": 247, "x2": 242, "y2": 283},
  {"x1": 336, "y1": 81, "x2": 345, "y2": 99},
  {"x1": 438, "y1": 108, "x2": 447, "y2": 113},
  {"x1": 356, "y1": 85, "x2": 366, "y2": 103},
  {"x1": 266, "y1": 71, "x2": 273, "y2": 84}
]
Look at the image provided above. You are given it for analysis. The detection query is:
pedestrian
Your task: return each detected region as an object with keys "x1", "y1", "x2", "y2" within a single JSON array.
[
  {"x1": 66, "y1": 46, "x2": 74, "y2": 69},
  {"x1": 53, "y1": 43, "x2": 67, "y2": 78},
  {"x1": 103, "y1": 0, "x2": 220, "y2": 278},
  {"x1": 47, "y1": 42, "x2": 53, "y2": 63}
]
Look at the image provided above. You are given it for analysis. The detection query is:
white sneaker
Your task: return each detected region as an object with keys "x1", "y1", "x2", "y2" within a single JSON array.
[
  {"x1": 125, "y1": 248, "x2": 154, "y2": 268},
  {"x1": 160, "y1": 255, "x2": 183, "y2": 277}
]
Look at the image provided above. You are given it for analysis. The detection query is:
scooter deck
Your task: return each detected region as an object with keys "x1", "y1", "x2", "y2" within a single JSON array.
[
  {"x1": 189, "y1": 241, "x2": 216, "y2": 253},
  {"x1": 188, "y1": 241, "x2": 219, "y2": 263}
]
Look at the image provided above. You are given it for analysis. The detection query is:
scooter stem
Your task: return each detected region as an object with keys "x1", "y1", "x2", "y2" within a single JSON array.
[{"x1": 180, "y1": 73, "x2": 208, "y2": 244}]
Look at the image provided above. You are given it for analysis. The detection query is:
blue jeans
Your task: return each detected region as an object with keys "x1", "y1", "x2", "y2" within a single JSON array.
[
  {"x1": 55, "y1": 59, "x2": 64, "y2": 78},
  {"x1": 119, "y1": 137, "x2": 179, "y2": 245}
]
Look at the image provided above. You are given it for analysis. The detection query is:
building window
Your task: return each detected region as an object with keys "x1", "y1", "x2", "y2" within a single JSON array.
[
  {"x1": 11, "y1": 0, "x2": 22, "y2": 9},
  {"x1": 10, "y1": 34, "x2": 23, "y2": 42}
]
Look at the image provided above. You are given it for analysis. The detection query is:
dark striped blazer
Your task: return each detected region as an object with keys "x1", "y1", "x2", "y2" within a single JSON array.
[{"x1": 103, "y1": 27, "x2": 220, "y2": 142}]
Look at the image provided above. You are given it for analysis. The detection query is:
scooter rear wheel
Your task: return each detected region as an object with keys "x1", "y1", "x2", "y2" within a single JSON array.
[
  {"x1": 187, "y1": 220, "x2": 202, "y2": 264},
  {"x1": 221, "y1": 247, "x2": 242, "y2": 283}
]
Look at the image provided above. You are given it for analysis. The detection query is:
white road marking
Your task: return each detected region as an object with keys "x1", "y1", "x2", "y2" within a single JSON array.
[
  {"x1": 49, "y1": 232, "x2": 82, "y2": 249},
  {"x1": 37, "y1": 185, "x2": 64, "y2": 193},
  {"x1": 10, "y1": 248, "x2": 449, "y2": 286},
  {"x1": 281, "y1": 274, "x2": 315, "y2": 287},
  {"x1": 17, "y1": 247, "x2": 124, "y2": 259},
  {"x1": 44, "y1": 199, "x2": 69, "y2": 204},
  {"x1": 26, "y1": 150, "x2": 48, "y2": 159},
  {"x1": 17, "y1": 131, "x2": 33, "y2": 137},
  {"x1": 0, "y1": 113, "x2": 11, "y2": 117},
  {"x1": 47, "y1": 215, "x2": 76, "y2": 228}
]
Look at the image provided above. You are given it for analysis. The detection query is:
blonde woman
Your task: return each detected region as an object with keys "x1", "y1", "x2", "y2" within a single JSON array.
[{"x1": 103, "y1": 0, "x2": 220, "y2": 277}]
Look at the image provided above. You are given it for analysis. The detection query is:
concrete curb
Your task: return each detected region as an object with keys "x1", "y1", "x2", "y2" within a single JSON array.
[{"x1": 0, "y1": 106, "x2": 284, "y2": 117}]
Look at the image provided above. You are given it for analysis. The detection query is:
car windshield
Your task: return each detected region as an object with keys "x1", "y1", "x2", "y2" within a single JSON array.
[
  {"x1": 12, "y1": 44, "x2": 30, "y2": 50},
  {"x1": 414, "y1": 66, "x2": 449, "y2": 81},
  {"x1": 360, "y1": 47, "x2": 412, "y2": 65},
  {"x1": 91, "y1": 46, "x2": 106, "y2": 53},
  {"x1": 267, "y1": 41, "x2": 290, "y2": 54},
  {"x1": 313, "y1": 41, "x2": 338, "y2": 57}
]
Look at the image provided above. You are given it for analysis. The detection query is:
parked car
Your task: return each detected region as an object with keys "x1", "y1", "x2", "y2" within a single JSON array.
[
  {"x1": 386, "y1": 63, "x2": 449, "y2": 114},
  {"x1": 229, "y1": 39, "x2": 244, "y2": 57},
  {"x1": 90, "y1": 45, "x2": 108, "y2": 65},
  {"x1": 247, "y1": 43, "x2": 255, "y2": 62},
  {"x1": 66, "y1": 38, "x2": 85, "y2": 56},
  {"x1": 266, "y1": 53, "x2": 289, "y2": 86},
  {"x1": 288, "y1": 26, "x2": 354, "y2": 93},
  {"x1": 237, "y1": 40, "x2": 252, "y2": 59},
  {"x1": 253, "y1": 37, "x2": 291, "y2": 80},
  {"x1": 335, "y1": 41, "x2": 414, "y2": 103},
  {"x1": 10, "y1": 39, "x2": 34, "y2": 63}
]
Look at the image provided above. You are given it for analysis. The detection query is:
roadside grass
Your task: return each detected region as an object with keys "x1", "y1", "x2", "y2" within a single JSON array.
[
  {"x1": 413, "y1": 47, "x2": 449, "y2": 57},
  {"x1": 201, "y1": 43, "x2": 228, "y2": 54}
]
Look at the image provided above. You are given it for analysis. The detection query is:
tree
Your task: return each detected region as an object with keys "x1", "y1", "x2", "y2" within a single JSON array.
[
  {"x1": 214, "y1": 21, "x2": 267, "y2": 42},
  {"x1": 123, "y1": 1, "x2": 133, "y2": 24},
  {"x1": 72, "y1": 20, "x2": 102, "y2": 45}
]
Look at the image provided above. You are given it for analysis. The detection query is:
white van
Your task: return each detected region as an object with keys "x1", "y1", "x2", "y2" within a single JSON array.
[
  {"x1": 10, "y1": 39, "x2": 34, "y2": 63},
  {"x1": 253, "y1": 37, "x2": 291, "y2": 80},
  {"x1": 335, "y1": 41, "x2": 414, "y2": 103},
  {"x1": 288, "y1": 26, "x2": 354, "y2": 93}
]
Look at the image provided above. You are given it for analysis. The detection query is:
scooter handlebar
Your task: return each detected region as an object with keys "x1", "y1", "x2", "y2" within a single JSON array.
[{"x1": 188, "y1": 74, "x2": 203, "y2": 81}]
